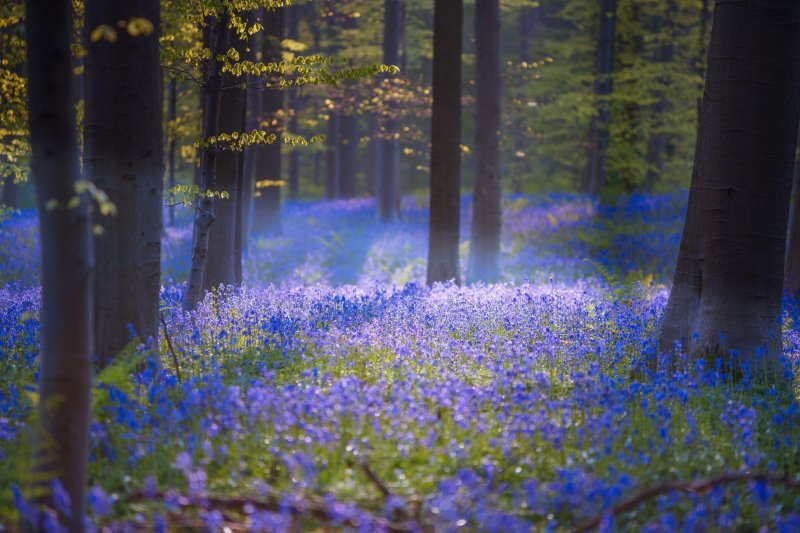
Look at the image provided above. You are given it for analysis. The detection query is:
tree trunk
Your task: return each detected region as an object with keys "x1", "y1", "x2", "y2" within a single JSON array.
[
  {"x1": 1, "y1": 176, "x2": 17, "y2": 208},
  {"x1": 582, "y1": 0, "x2": 616, "y2": 196},
  {"x1": 427, "y1": 0, "x2": 463, "y2": 285},
  {"x1": 339, "y1": 113, "x2": 359, "y2": 198},
  {"x1": 287, "y1": 4, "x2": 301, "y2": 199},
  {"x1": 203, "y1": 29, "x2": 247, "y2": 292},
  {"x1": 241, "y1": 27, "x2": 260, "y2": 250},
  {"x1": 518, "y1": 3, "x2": 536, "y2": 62},
  {"x1": 85, "y1": 0, "x2": 162, "y2": 362},
  {"x1": 642, "y1": 0, "x2": 677, "y2": 193},
  {"x1": 325, "y1": 110, "x2": 341, "y2": 198},
  {"x1": 658, "y1": 0, "x2": 800, "y2": 379},
  {"x1": 25, "y1": 0, "x2": 92, "y2": 528},
  {"x1": 379, "y1": 0, "x2": 401, "y2": 222},
  {"x1": 365, "y1": 114, "x2": 382, "y2": 196},
  {"x1": 784, "y1": 132, "x2": 800, "y2": 295},
  {"x1": 184, "y1": 12, "x2": 229, "y2": 310},
  {"x1": 167, "y1": 77, "x2": 177, "y2": 226},
  {"x1": 251, "y1": 7, "x2": 283, "y2": 234},
  {"x1": 467, "y1": 0, "x2": 501, "y2": 284}
]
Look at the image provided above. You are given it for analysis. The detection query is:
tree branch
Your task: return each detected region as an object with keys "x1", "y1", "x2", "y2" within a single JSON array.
[{"x1": 575, "y1": 471, "x2": 800, "y2": 532}]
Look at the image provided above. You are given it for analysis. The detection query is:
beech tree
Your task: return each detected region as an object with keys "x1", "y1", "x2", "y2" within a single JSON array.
[
  {"x1": 251, "y1": 6, "x2": 284, "y2": 233},
  {"x1": 25, "y1": 0, "x2": 92, "y2": 527},
  {"x1": 658, "y1": 0, "x2": 800, "y2": 377},
  {"x1": 203, "y1": 21, "x2": 248, "y2": 291},
  {"x1": 184, "y1": 10, "x2": 230, "y2": 309},
  {"x1": 84, "y1": 0, "x2": 163, "y2": 363},
  {"x1": 467, "y1": 0, "x2": 501, "y2": 284},
  {"x1": 379, "y1": 0, "x2": 401, "y2": 221},
  {"x1": 426, "y1": 0, "x2": 462, "y2": 285},
  {"x1": 784, "y1": 132, "x2": 800, "y2": 295},
  {"x1": 582, "y1": 0, "x2": 616, "y2": 196}
]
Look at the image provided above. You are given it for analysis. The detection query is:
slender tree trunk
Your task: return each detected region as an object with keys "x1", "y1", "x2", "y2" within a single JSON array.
[
  {"x1": 325, "y1": 111, "x2": 341, "y2": 198},
  {"x1": 203, "y1": 30, "x2": 247, "y2": 291},
  {"x1": 467, "y1": 0, "x2": 501, "y2": 284},
  {"x1": 379, "y1": 0, "x2": 401, "y2": 222},
  {"x1": 25, "y1": 0, "x2": 92, "y2": 528},
  {"x1": 784, "y1": 132, "x2": 800, "y2": 295},
  {"x1": 1, "y1": 176, "x2": 17, "y2": 208},
  {"x1": 287, "y1": 4, "x2": 301, "y2": 199},
  {"x1": 85, "y1": 0, "x2": 162, "y2": 362},
  {"x1": 427, "y1": 0, "x2": 463, "y2": 285},
  {"x1": 518, "y1": 3, "x2": 536, "y2": 62},
  {"x1": 241, "y1": 26, "x2": 260, "y2": 249},
  {"x1": 252, "y1": 7, "x2": 283, "y2": 234},
  {"x1": 167, "y1": 77, "x2": 177, "y2": 226},
  {"x1": 339, "y1": 113, "x2": 359, "y2": 198},
  {"x1": 365, "y1": 114, "x2": 382, "y2": 196},
  {"x1": 234, "y1": 97, "x2": 246, "y2": 285},
  {"x1": 642, "y1": 0, "x2": 676, "y2": 193},
  {"x1": 658, "y1": 0, "x2": 800, "y2": 379},
  {"x1": 582, "y1": 0, "x2": 616, "y2": 196},
  {"x1": 184, "y1": 12, "x2": 229, "y2": 310}
]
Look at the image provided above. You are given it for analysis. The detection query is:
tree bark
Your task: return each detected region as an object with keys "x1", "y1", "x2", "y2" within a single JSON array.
[
  {"x1": 467, "y1": 0, "x2": 501, "y2": 284},
  {"x1": 379, "y1": 0, "x2": 401, "y2": 222},
  {"x1": 325, "y1": 110, "x2": 341, "y2": 198},
  {"x1": 339, "y1": 112, "x2": 359, "y2": 198},
  {"x1": 167, "y1": 77, "x2": 177, "y2": 226},
  {"x1": 784, "y1": 131, "x2": 800, "y2": 295},
  {"x1": 642, "y1": 0, "x2": 677, "y2": 193},
  {"x1": 658, "y1": 0, "x2": 800, "y2": 379},
  {"x1": 287, "y1": 4, "x2": 301, "y2": 199},
  {"x1": 25, "y1": 0, "x2": 92, "y2": 528},
  {"x1": 184, "y1": 12, "x2": 229, "y2": 310},
  {"x1": 582, "y1": 0, "x2": 616, "y2": 196},
  {"x1": 427, "y1": 0, "x2": 462, "y2": 285},
  {"x1": 85, "y1": 0, "x2": 163, "y2": 362},
  {"x1": 251, "y1": 7, "x2": 283, "y2": 234},
  {"x1": 203, "y1": 28, "x2": 248, "y2": 292}
]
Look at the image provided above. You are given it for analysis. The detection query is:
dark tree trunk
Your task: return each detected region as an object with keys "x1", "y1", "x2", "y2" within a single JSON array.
[
  {"x1": 325, "y1": 110, "x2": 341, "y2": 198},
  {"x1": 467, "y1": 0, "x2": 501, "y2": 284},
  {"x1": 658, "y1": 0, "x2": 800, "y2": 379},
  {"x1": 582, "y1": 0, "x2": 616, "y2": 196},
  {"x1": 251, "y1": 7, "x2": 283, "y2": 234},
  {"x1": 85, "y1": 0, "x2": 162, "y2": 362},
  {"x1": 167, "y1": 77, "x2": 177, "y2": 226},
  {"x1": 339, "y1": 113, "x2": 359, "y2": 198},
  {"x1": 286, "y1": 4, "x2": 301, "y2": 199},
  {"x1": 1, "y1": 176, "x2": 17, "y2": 208},
  {"x1": 399, "y1": 0, "x2": 407, "y2": 74},
  {"x1": 203, "y1": 29, "x2": 248, "y2": 292},
  {"x1": 25, "y1": 0, "x2": 92, "y2": 528},
  {"x1": 241, "y1": 27, "x2": 260, "y2": 249},
  {"x1": 234, "y1": 100, "x2": 246, "y2": 285},
  {"x1": 379, "y1": 0, "x2": 401, "y2": 222},
  {"x1": 427, "y1": 0, "x2": 463, "y2": 285},
  {"x1": 696, "y1": 0, "x2": 711, "y2": 126},
  {"x1": 518, "y1": 3, "x2": 536, "y2": 62},
  {"x1": 365, "y1": 114, "x2": 382, "y2": 196},
  {"x1": 184, "y1": 12, "x2": 229, "y2": 310},
  {"x1": 784, "y1": 132, "x2": 800, "y2": 295},
  {"x1": 642, "y1": 0, "x2": 677, "y2": 192}
]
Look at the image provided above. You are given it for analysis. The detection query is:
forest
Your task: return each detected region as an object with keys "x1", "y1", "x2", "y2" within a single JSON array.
[{"x1": 1, "y1": 0, "x2": 800, "y2": 531}]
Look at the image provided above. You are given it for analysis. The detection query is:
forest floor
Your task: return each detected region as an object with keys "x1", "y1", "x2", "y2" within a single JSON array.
[{"x1": 2, "y1": 194, "x2": 800, "y2": 531}]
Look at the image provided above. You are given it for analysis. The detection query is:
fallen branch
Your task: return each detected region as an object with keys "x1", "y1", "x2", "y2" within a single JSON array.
[
  {"x1": 125, "y1": 488, "x2": 422, "y2": 533},
  {"x1": 575, "y1": 471, "x2": 800, "y2": 532},
  {"x1": 159, "y1": 312, "x2": 182, "y2": 383}
]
